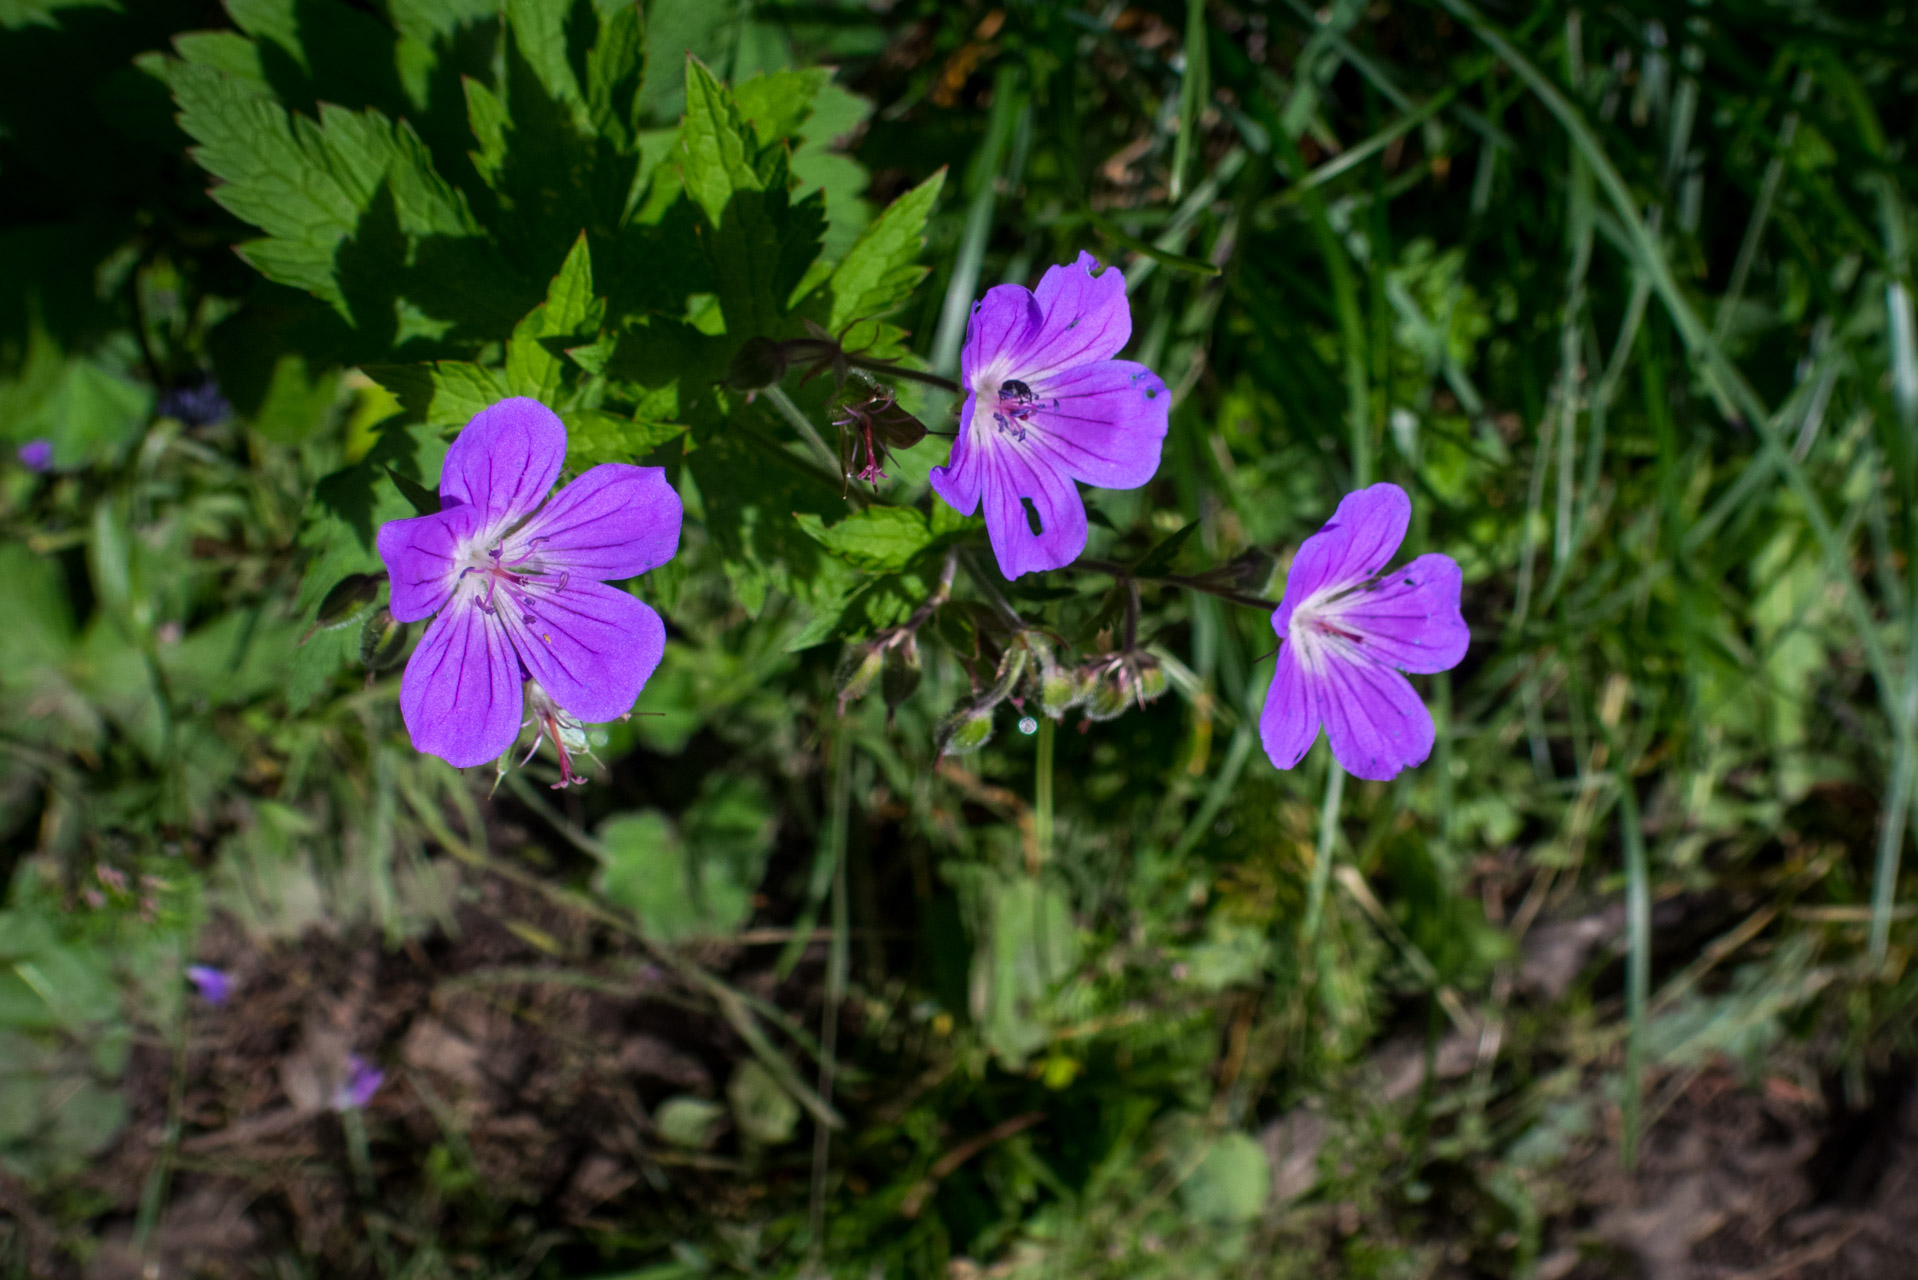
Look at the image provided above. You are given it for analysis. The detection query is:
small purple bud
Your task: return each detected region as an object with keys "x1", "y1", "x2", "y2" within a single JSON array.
[
  {"x1": 185, "y1": 964, "x2": 233, "y2": 1006},
  {"x1": 16, "y1": 440, "x2": 52, "y2": 472},
  {"x1": 333, "y1": 1054, "x2": 384, "y2": 1111}
]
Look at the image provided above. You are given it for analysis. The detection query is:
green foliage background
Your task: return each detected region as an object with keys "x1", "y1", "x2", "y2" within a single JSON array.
[{"x1": 2, "y1": 0, "x2": 1917, "y2": 1276}]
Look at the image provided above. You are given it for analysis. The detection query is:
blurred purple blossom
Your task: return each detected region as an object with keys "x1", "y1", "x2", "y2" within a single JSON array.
[
  {"x1": 929, "y1": 252, "x2": 1169, "y2": 579},
  {"x1": 16, "y1": 439, "x2": 52, "y2": 472},
  {"x1": 332, "y1": 1054, "x2": 384, "y2": 1111},
  {"x1": 185, "y1": 964, "x2": 232, "y2": 1006},
  {"x1": 1260, "y1": 484, "x2": 1469, "y2": 782},
  {"x1": 157, "y1": 377, "x2": 231, "y2": 426},
  {"x1": 376, "y1": 398, "x2": 682, "y2": 768}
]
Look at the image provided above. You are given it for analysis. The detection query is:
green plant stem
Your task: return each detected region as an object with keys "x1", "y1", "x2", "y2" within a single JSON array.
[
  {"x1": 843, "y1": 356, "x2": 961, "y2": 394},
  {"x1": 1616, "y1": 765, "x2": 1650, "y2": 1172},
  {"x1": 1302, "y1": 762, "x2": 1346, "y2": 945},
  {"x1": 1076, "y1": 558, "x2": 1275, "y2": 611},
  {"x1": 133, "y1": 960, "x2": 190, "y2": 1268},
  {"x1": 1872, "y1": 678, "x2": 1918, "y2": 961},
  {"x1": 1169, "y1": 719, "x2": 1256, "y2": 863},
  {"x1": 1034, "y1": 716, "x2": 1055, "y2": 867},
  {"x1": 761, "y1": 384, "x2": 841, "y2": 474},
  {"x1": 807, "y1": 725, "x2": 853, "y2": 1261}
]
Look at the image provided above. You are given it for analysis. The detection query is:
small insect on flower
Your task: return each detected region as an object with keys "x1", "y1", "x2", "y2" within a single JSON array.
[
  {"x1": 376, "y1": 398, "x2": 683, "y2": 768},
  {"x1": 1260, "y1": 484, "x2": 1469, "y2": 782},
  {"x1": 930, "y1": 252, "x2": 1170, "y2": 579}
]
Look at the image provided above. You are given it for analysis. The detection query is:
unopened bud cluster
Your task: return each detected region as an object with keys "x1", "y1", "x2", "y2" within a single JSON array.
[{"x1": 835, "y1": 627, "x2": 923, "y2": 720}]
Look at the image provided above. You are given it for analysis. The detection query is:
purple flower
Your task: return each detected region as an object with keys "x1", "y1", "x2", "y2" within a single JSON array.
[
  {"x1": 16, "y1": 439, "x2": 52, "y2": 472},
  {"x1": 376, "y1": 398, "x2": 682, "y2": 768},
  {"x1": 185, "y1": 964, "x2": 233, "y2": 1006},
  {"x1": 1260, "y1": 484, "x2": 1469, "y2": 782},
  {"x1": 929, "y1": 252, "x2": 1169, "y2": 579},
  {"x1": 157, "y1": 376, "x2": 231, "y2": 426},
  {"x1": 332, "y1": 1054, "x2": 384, "y2": 1111}
]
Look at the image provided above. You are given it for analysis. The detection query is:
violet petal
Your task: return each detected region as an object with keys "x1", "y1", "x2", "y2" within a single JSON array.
[
  {"x1": 1258, "y1": 644, "x2": 1322, "y2": 772},
  {"x1": 437, "y1": 397, "x2": 566, "y2": 530},
  {"x1": 1340, "y1": 552, "x2": 1470, "y2": 674},
  {"x1": 1274, "y1": 484, "x2": 1412, "y2": 634},
  {"x1": 1023, "y1": 358, "x2": 1169, "y2": 489},
  {"x1": 927, "y1": 396, "x2": 985, "y2": 516},
  {"x1": 1318, "y1": 657, "x2": 1435, "y2": 781},
  {"x1": 184, "y1": 964, "x2": 232, "y2": 1006},
  {"x1": 500, "y1": 580, "x2": 666, "y2": 725},
  {"x1": 979, "y1": 446, "x2": 1088, "y2": 580},
  {"x1": 377, "y1": 503, "x2": 484, "y2": 624},
  {"x1": 1016, "y1": 251, "x2": 1132, "y2": 376},
  {"x1": 399, "y1": 600, "x2": 523, "y2": 768},
  {"x1": 334, "y1": 1054, "x2": 384, "y2": 1111},
  {"x1": 16, "y1": 439, "x2": 53, "y2": 472},
  {"x1": 508, "y1": 463, "x2": 683, "y2": 582},
  {"x1": 959, "y1": 286, "x2": 1042, "y2": 389}
]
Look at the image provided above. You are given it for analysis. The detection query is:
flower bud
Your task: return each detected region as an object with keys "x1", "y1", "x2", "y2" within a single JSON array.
[
  {"x1": 316, "y1": 573, "x2": 380, "y2": 630},
  {"x1": 1040, "y1": 662, "x2": 1082, "y2": 717},
  {"x1": 725, "y1": 337, "x2": 788, "y2": 392},
  {"x1": 1021, "y1": 635, "x2": 1081, "y2": 719},
  {"x1": 881, "y1": 633, "x2": 921, "y2": 718},
  {"x1": 1080, "y1": 665, "x2": 1133, "y2": 722},
  {"x1": 1077, "y1": 652, "x2": 1168, "y2": 722},
  {"x1": 834, "y1": 642, "x2": 884, "y2": 714},
  {"x1": 935, "y1": 700, "x2": 996, "y2": 758},
  {"x1": 1134, "y1": 653, "x2": 1169, "y2": 703},
  {"x1": 359, "y1": 607, "x2": 409, "y2": 674}
]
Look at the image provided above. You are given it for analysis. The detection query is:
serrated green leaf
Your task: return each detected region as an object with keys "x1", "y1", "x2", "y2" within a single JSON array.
[
  {"x1": 585, "y1": 0, "x2": 644, "y2": 149},
  {"x1": 503, "y1": 0, "x2": 589, "y2": 127},
  {"x1": 792, "y1": 81, "x2": 875, "y2": 262},
  {"x1": 364, "y1": 362, "x2": 505, "y2": 426},
  {"x1": 594, "y1": 777, "x2": 774, "y2": 941},
  {"x1": 794, "y1": 506, "x2": 931, "y2": 574},
  {"x1": 170, "y1": 31, "x2": 269, "y2": 89},
  {"x1": 732, "y1": 68, "x2": 827, "y2": 148},
  {"x1": 930, "y1": 493, "x2": 981, "y2": 539},
  {"x1": 251, "y1": 354, "x2": 342, "y2": 444},
  {"x1": 635, "y1": 0, "x2": 740, "y2": 123},
  {"x1": 163, "y1": 57, "x2": 498, "y2": 324},
  {"x1": 826, "y1": 169, "x2": 944, "y2": 333},
  {"x1": 674, "y1": 60, "x2": 828, "y2": 339},
  {"x1": 0, "y1": 0, "x2": 114, "y2": 29},
  {"x1": 679, "y1": 58, "x2": 765, "y2": 228},
  {"x1": 464, "y1": 76, "x2": 510, "y2": 185},
  {"x1": 562, "y1": 408, "x2": 686, "y2": 467},
  {"x1": 504, "y1": 234, "x2": 604, "y2": 401}
]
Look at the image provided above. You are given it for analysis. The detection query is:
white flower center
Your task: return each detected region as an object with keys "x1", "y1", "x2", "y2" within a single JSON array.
[{"x1": 1287, "y1": 588, "x2": 1365, "y2": 674}]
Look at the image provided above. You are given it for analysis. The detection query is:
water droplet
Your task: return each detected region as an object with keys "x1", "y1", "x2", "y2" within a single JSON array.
[{"x1": 1018, "y1": 716, "x2": 1038, "y2": 735}]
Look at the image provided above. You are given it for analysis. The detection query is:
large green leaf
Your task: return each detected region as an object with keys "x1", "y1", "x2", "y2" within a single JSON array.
[
  {"x1": 794, "y1": 505, "x2": 932, "y2": 575},
  {"x1": 503, "y1": 232, "x2": 604, "y2": 401},
  {"x1": 594, "y1": 776, "x2": 777, "y2": 941},
  {"x1": 826, "y1": 169, "x2": 944, "y2": 334}
]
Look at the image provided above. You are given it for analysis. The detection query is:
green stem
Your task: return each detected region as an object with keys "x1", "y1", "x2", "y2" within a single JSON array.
[
  {"x1": 1872, "y1": 676, "x2": 1918, "y2": 961},
  {"x1": 1302, "y1": 762, "x2": 1346, "y2": 945},
  {"x1": 1034, "y1": 716, "x2": 1055, "y2": 867},
  {"x1": 807, "y1": 725, "x2": 853, "y2": 1261},
  {"x1": 1616, "y1": 766, "x2": 1650, "y2": 1172},
  {"x1": 761, "y1": 384, "x2": 841, "y2": 475},
  {"x1": 844, "y1": 356, "x2": 962, "y2": 394}
]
